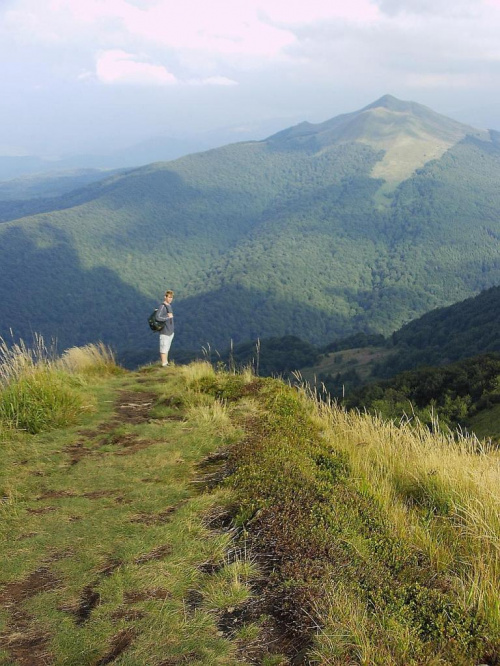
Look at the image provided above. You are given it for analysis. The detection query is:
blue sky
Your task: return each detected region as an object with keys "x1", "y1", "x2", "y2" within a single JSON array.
[{"x1": 1, "y1": 0, "x2": 500, "y2": 156}]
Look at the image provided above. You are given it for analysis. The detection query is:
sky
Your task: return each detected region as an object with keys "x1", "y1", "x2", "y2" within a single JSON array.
[{"x1": 1, "y1": 0, "x2": 500, "y2": 157}]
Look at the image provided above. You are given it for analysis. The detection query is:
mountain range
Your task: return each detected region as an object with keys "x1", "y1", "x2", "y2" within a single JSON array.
[{"x1": 1, "y1": 94, "x2": 499, "y2": 354}]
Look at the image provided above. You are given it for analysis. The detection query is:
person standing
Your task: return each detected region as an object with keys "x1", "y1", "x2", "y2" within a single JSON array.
[{"x1": 156, "y1": 290, "x2": 174, "y2": 366}]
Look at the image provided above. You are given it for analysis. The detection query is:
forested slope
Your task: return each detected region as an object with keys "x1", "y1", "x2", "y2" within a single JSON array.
[{"x1": 1, "y1": 96, "x2": 499, "y2": 354}]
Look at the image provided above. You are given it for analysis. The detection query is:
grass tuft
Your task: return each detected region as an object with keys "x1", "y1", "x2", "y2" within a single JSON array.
[
  {"x1": 0, "y1": 335, "x2": 117, "y2": 434},
  {"x1": 0, "y1": 367, "x2": 86, "y2": 433},
  {"x1": 58, "y1": 342, "x2": 119, "y2": 376}
]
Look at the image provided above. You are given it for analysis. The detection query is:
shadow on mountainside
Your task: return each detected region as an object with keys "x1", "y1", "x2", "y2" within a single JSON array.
[
  {"x1": 175, "y1": 285, "x2": 363, "y2": 351},
  {"x1": 0, "y1": 224, "x2": 154, "y2": 353}
]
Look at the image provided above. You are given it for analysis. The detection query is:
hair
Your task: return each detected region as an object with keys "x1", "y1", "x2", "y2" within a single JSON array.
[{"x1": 165, "y1": 290, "x2": 174, "y2": 298}]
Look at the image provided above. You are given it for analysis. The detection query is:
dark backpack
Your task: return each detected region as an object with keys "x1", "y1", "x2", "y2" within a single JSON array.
[{"x1": 148, "y1": 309, "x2": 165, "y2": 332}]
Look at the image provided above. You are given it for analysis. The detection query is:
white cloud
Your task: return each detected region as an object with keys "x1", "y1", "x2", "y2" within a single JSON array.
[
  {"x1": 96, "y1": 50, "x2": 177, "y2": 85},
  {"x1": 375, "y1": 0, "x2": 481, "y2": 17},
  {"x1": 194, "y1": 76, "x2": 238, "y2": 86},
  {"x1": 41, "y1": 0, "x2": 297, "y2": 58},
  {"x1": 260, "y1": 0, "x2": 380, "y2": 24}
]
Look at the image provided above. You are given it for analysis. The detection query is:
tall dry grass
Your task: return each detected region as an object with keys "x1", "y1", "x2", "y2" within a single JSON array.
[
  {"x1": 58, "y1": 341, "x2": 117, "y2": 375},
  {"x1": 306, "y1": 386, "x2": 500, "y2": 632},
  {"x1": 0, "y1": 333, "x2": 55, "y2": 388},
  {"x1": 0, "y1": 335, "x2": 118, "y2": 434}
]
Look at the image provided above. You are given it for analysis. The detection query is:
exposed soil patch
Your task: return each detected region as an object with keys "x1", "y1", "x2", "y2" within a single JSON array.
[
  {"x1": 217, "y1": 603, "x2": 253, "y2": 637},
  {"x1": 0, "y1": 567, "x2": 60, "y2": 607},
  {"x1": 116, "y1": 390, "x2": 156, "y2": 424},
  {"x1": 64, "y1": 440, "x2": 101, "y2": 466},
  {"x1": 16, "y1": 532, "x2": 38, "y2": 541},
  {"x1": 133, "y1": 544, "x2": 172, "y2": 564},
  {"x1": 43, "y1": 548, "x2": 74, "y2": 563},
  {"x1": 236, "y1": 612, "x2": 313, "y2": 665},
  {"x1": 26, "y1": 506, "x2": 56, "y2": 514},
  {"x1": 124, "y1": 588, "x2": 171, "y2": 603},
  {"x1": 0, "y1": 568, "x2": 60, "y2": 666},
  {"x1": 82, "y1": 490, "x2": 117, "y2": 499},
  {"x1": 66, "y1": 403, "x2": 157, "y2": 463},
  {"x1": 97, "y1": 558, "x2": 123, "y2": 577},
  {"x1": 193, "y1": 449, "x2": 232, "y2": 492},
  {"x1": 202, "y1": 505, "x2": 236, "y2": 531},
  {"x1": 61, "y1": 560, "x2": 123, "y2": 625},
  {"x1": 184, "y1": 589, "x2": 204, "y2": 613},
  {"x1": 95, "y1": 628, "x2": 136, "y2": 665},
  {"x1": 0, "y1": 629, "x2": 52, "y2": 666},
  {"x1": 115, "y1": 495, "x2": 133, "y2": 505},
  {"x1": 197, "y1": 560, "x2": 224, "y2": 575},
  {"x1": 37, "y1": 489, "x2": 77, "y2": 500},
  {"x1": 73, "y1": 585, "x2": 101, "y2": 625},
  {"x1": 113, "y1": 435, "x2": 157, "y2": 456},
  {"x1": 109, "y1": 432, "x2": 137, "y2": 447}
]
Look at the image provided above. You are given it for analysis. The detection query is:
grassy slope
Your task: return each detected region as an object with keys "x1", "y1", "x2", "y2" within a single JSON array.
[
  {"x1": 1, "y1": 361, "x2": 500, "y2": 665},
  {"x1": 0, "y1": 366, "x2": 258, "y2": 665}
]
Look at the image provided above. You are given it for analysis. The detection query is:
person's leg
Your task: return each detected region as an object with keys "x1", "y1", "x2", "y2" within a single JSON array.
[
  {"x1": 159, "y1": 333, "x2": 174, "y2": 365},
  {"x1": 159, "y1": 333, "x2": 167, "y2": 365}
]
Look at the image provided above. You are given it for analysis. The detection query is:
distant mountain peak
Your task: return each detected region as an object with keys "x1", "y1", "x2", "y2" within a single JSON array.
[
  {"x1": 362, "y1": 94, "x2": 414, "y2": 112},
  {"x1": 268, "y1": 95, "x2": 487, "y2": 192}
]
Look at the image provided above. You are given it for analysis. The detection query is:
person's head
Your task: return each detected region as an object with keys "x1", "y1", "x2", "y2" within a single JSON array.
[{"x1": 164, "y1": 290, "x2": 174, "y2": 302}]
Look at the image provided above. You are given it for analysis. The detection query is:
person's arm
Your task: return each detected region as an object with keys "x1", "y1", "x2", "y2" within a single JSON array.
[{"x1": 155, "y1": 303, "x2": 168, "y2": 322}]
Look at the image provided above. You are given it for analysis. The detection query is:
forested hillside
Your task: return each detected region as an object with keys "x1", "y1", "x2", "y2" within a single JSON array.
[
  {"x1": 347, "y1": 353, "x2": 500, "y2": 438},
  {"x1": 301, "y1": 286, "x2": 500, "y2": 431},
  {"x1": 386, "y1": 285, "x2": 500, "y2": 373},
  {"x1": 1, "y1": 95, "x2": 500, "y2": 354}
]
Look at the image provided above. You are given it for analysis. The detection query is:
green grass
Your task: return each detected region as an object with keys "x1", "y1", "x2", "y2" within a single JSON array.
[
  {"x1": 0, "y1": 368, "x2": 86, "y2": 434},
  {"x1": 186, "y1": 366, "x2": 500, "y2": 664},
  {"x1": 1, "y1": 349, "x2": 499, "y2": 665},
  {"x1": 0, "y1": 360, "x2": 263, "y2": 665}
]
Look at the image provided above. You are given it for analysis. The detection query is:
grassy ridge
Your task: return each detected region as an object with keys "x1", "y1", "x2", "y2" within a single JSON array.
[
  {"x1": 1, "y1": 344, "x2": 499, "y2": 664},
  {"x1": 191, "y1": 367, "x2": 500, "y2": 664}
]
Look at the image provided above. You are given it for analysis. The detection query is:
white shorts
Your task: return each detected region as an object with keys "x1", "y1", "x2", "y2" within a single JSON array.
[{"x1": 159, "y1": 333, "x2": 174, "y2": 354}]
